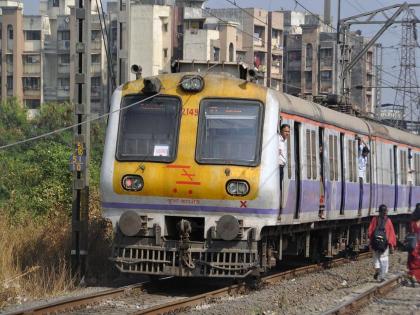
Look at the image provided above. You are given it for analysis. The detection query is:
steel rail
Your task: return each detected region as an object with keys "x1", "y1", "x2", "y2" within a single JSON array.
[
  {"x1": 320, "y1": 273, "x2": 403, "y2": 315},
  {"x1": 133, "y1": 252, "x2": 372, "y2": 315},
  {"x1": 3, "y1": 282, "x2": 146, "y2": 315}
]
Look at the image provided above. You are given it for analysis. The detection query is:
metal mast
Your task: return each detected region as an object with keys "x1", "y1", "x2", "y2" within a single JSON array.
[{"x1": 393, "y1": 8, "x2": 420, "y2": 133}]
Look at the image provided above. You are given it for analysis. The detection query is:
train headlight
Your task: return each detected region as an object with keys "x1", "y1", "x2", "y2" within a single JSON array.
[
  {"x1": 226, "y1": 180, "x2": 250, "y2": 196},
  {"x1": 122, "y1": 175, "x2": 144, "y2": 191},
  {"x1": 180, "y1": 75, "x2": 204, "y2": 92}
]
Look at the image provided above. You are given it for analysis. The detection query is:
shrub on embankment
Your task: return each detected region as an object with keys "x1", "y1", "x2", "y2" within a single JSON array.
[{"x1": 0, "y1": 99, "x2": 113, "y2": 308}]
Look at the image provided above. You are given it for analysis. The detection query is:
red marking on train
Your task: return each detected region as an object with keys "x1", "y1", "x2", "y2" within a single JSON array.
[
  {"x1": 176, "y1": 181, "x2": 201, "y2": 185},
  {"x1": 240, "y1": 201, "x2": 248, "y2": 208},
  {"x1": 188, "y1": 190, "x2": 193, "y2": 194},
  {"x1": 166, "y1": 165, "x2": 191, "y2": 169},
  {"x1": 181, "y1": 168, "x2": 195, "y2": 181},
  {"x1": 173, "y1": 188, "x2": 177, "y2": 193}
]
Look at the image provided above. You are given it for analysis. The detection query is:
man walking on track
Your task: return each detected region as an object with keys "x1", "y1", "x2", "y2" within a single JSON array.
[{"x1": 368, "y1": 204, "x2": 396, "y2": 282}]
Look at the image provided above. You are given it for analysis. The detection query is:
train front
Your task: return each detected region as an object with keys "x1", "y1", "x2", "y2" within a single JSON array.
[{"x1": 100, "y1": 73, "x2": 280, "y2": 277}]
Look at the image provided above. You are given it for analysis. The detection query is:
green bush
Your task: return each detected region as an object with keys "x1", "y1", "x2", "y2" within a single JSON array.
[{"x1": 0, "y1": 99, "x2": 105, "y2": 221}]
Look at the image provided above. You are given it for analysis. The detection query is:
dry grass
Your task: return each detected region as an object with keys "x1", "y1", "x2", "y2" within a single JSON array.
[{"x1": 0, "y1": 188, "x2": 115, "y2": 308}]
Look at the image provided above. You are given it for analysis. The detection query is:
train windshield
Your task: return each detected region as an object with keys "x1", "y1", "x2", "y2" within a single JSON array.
[
  {"x1": 116, "y1": 95, "x2": 181, "y2": 162},
  {"x1": 196, "y1": 99, "x2": 263, "y2": 166}
]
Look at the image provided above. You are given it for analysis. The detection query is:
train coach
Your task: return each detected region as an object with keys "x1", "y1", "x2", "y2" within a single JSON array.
[{"x1": 100, "y1": 72, "x2": 420, "y2": 278}]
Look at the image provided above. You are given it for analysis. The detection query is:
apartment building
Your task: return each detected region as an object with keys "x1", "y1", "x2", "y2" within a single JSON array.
[
  {"x1": 108, "y1": 0, "x2": 173, "y2": 85},
  {"x1": 283, "y1": 11, "x2": 376, "y2": 114},
  {"x1": 180, "y1": 7, "x2": 284, "y2": 91},
  {"x1": 41, "y1": 0, "x2": 107, "y2": 113},
  {"x1": 0, "y1": 0, "x2": 107, "y2": 114}
]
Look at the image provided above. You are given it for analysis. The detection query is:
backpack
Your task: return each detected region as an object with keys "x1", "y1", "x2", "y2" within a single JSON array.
[
  {"x1": 371, "y1": 217, "x2": 388, "y2": 253},
  {"x1": 404, "y1": 233, "x2": 418, "y2": 252}
]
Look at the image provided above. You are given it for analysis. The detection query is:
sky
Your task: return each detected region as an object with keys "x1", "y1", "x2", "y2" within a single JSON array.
[{"x1": 21, "y1": 0, "x2": 420, "y2": 105}]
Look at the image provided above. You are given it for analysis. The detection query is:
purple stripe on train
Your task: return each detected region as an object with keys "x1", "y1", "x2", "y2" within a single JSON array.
[{"x1": 102, "y1": 202, "x2": 278, "y2": 215}]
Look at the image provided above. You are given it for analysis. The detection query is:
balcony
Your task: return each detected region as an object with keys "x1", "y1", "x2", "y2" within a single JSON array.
[
  {"x1": 271, "y1": 64, "x2": 281, "y2": 75},
  {"x1": 91, "y1": 86, "x2": 101, "y2": 98},
  {"x1": 24, "y1": 41, "x2": 41, "y2": 52},
  {"x1": 91, "y1": 63, "x2": 101, "y2": 74},
  {"x1": 57, "y1": 87, "x2": 70, "y2": 98},
  {"x1": 58, "y1": 40, "x2": 71, "y2": 51},
  {"x1": 44, "y1": 40, "x2": 57, "y2": 51},
  {"x1": 43, "y1": 86, "x2": 56, "y2": 99},
  {"x1": 58, "y1": 64, "x2": 70, "y2": 74},
  {"x1": 253, "y1": 37, "x2": 264, "y2": 48},
  {"x1": 91, "y1": 40, "x2": 102, "y2": 51},
  {"x1": 23, "y1": 64, "x2": 41, "y2": 75},
  {"x1": 23, "y1": 88, "x2": 41, "y2": 97},
  {"x1": 320, "y1": 58, "x2": 333, "y2": 68},
  {"x1": 272, "y1": 40, "x2": 283, "y2": 51},
  {"x1": 320, "y1": 82, "x2": 333, "y2": 94}
]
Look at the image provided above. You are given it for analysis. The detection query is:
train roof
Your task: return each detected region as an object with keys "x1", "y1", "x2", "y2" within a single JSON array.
[{"x1": 277, "y1": 91, "x2": 420, "y2": 148}]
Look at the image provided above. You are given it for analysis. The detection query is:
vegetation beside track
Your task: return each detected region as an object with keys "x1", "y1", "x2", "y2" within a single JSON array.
[{"x1": 0, "y1": 99, "x2": 114, "y2": 307}]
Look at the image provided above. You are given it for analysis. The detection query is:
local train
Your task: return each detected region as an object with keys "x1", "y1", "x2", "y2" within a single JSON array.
[{"x1": 100, "y1": 71, "x2": 420, "y2": 278}]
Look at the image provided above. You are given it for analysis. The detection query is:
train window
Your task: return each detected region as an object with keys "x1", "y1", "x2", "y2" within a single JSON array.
[
  {"x1": 390, "y1": 149, "x2": 393, "y2": 185},
  {"x1": 416, "y1": 154, "x2": 420, "y2": 186},
  {"x1": 311, "y1": 130, "x2": 317, "y2": 180},
  {"x1": 306, "y1": 130, "x2": 312, "y2": 179},
  {"x1": 116, "y1": 95, "x2": 181, "y2": 162},
  {"x1": 400, "y1": 150, "x2": 407, "y2": 185},
  {"x1": 348, "y1": 139, "x2": 357, "y2": 182},
  {"x1": 329, "y1": 135, "x2": 334, "y2": 181},
  {"x1": 196, "y1": 99, "x2": 263, "y2": 166},
  {"x1": 334, "y1": 135, "x2": 338, "y2": 181}
]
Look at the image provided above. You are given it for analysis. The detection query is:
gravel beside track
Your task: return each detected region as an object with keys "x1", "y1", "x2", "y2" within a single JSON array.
[
  {"x1": 358, "y1": 283, "x2": 420, "y2": 315},
  {"x1": 183, "y1": 252, "x2": 408, "y2": 315}
]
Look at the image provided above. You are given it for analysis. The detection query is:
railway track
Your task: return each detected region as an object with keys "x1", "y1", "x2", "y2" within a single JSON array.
[
  {"x1": 2, "y1": 252, "x2": 371, "y2": 315},
  {"x1": 2, "y1": 282, "x2": 147, "y2": 315},
  {"x1": 320, "y1": 273, "x2": 403, "y2": 315}
]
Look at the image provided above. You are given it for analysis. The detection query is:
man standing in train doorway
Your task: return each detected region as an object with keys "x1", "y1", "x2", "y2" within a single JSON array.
[
  {"x1": 279, "y1": 124, "x2": 290, "y2": 213},
  {"x1": 357, "y1": 136, "x2": 370, "y2": 214}
]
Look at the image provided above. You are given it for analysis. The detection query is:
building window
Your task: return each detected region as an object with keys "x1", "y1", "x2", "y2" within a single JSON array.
[
  {"x1": 163, "y1": 23, "x2": 168, "y2": 32},
  {"x1": 91, "y1": 54, "x2": 101, "y2": 64},
  {"x1": 52, "y1": 0, "x2": 60, "y2": 7},
  {"x1": 25, "y1": 31, "x2": 41, "y2": 40},
  {"x1": 23, "y1": 55, "x2": 40, "y2": 64},
  {"x1": 23, "y1": 77, "x2": 40, "y2": 90},
  {"x1": 229, "y1": 43, "x2": 234, "y2": 62},
  {"x1": 25, "y1": 99, "x2": 41, "y2": 109},
  {"x1": 91, "y1": 76, "x2": 101, "y2": 87},
  {"x1": 320, "y1": 71, "x2": 332, "y2": 80},
  {"x1": 163, "y1": 48, "x2": 168, "y2": 58},
  {"x1": 7, "y1": 76, "x2": 13, "y2": 90},
  {"x1": 6, "y1": 55, "x2": 13, "y2": 65},
  {"x1": 91, "y1": 30, "x2": 101, "y2": 41},
  {"x1": 59, "y1": 54, "x2": 70, "y2": 64},
  {"x1": 213, "y1": 47, "x2": 220, "y2": 62},
  {"x1": 58, "y1": 77, "x2": 70, "y2": 90},
  {"x1": 58, "y1": 30, "x2": 70, "y2": 40},
  {"x1": 306, "y1": 44, "x2": 313, "y2": 67},
  {"x1": 7, "y1": 25, "x2": 13, "y2": 40}
]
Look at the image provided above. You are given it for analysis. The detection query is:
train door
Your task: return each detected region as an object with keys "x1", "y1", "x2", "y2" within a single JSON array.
[
  {"x1": 279, "y1": 119, "x2": 298, "y2": 220},
  {"x1": 409, "y1": 149, "x2": 413, "y2": 211},
  {"x1": 339, "y1": 133, "x2": 346, "y2": 215},
  {"x1": 319, "y1": 128, "x2": 325, "y2": 217},
  {"x1": 294, "y1": 122, "x2": 302, "y2": 219},
  {"x1": 393, "y1": 145, "x2": 398, "y2": 211}
]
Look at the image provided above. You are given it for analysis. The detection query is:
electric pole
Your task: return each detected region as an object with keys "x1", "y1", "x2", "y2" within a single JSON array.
[{"x1": 71, "y1": 0, "x2": 91, "y2": 279}]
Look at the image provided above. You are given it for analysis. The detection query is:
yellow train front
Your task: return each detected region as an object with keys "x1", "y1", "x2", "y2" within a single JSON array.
[{"x1": 100, "y1": 73, "x2": 281, "y2": 277}]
